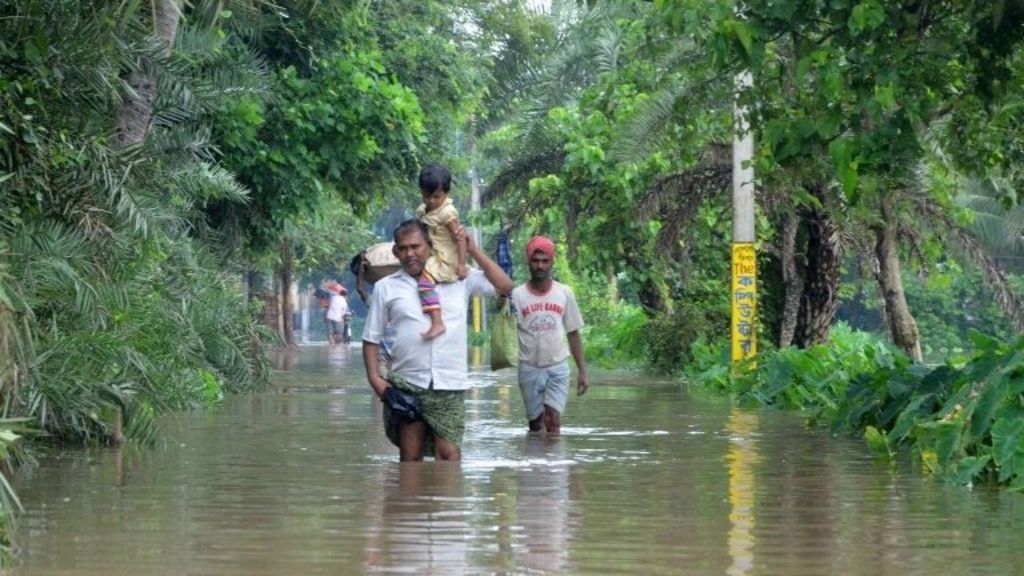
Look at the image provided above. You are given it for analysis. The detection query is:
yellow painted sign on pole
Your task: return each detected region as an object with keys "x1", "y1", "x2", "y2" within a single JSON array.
[
  {"x1": 471, "y1": 294, "x2": 483, "y2": 367},
  {"x1": 731, "y1": 243, "x2": 757, "y2": 364},
  {"x1": 469, "y1": 225, "x2": 484, "y2": 367}
]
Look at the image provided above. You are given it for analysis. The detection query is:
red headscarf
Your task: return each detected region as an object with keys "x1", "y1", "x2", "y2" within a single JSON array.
[{"x1": 525, "y1": 235, "x2": 556, "y2": 260}]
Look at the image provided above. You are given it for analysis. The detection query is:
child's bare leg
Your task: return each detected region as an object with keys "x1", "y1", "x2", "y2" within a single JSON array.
[
  {"x1": 418, "y1": 273, "x2": 446, "y2": 340},
  {"x1": 423, "y1": 307, "x2": 446, "y2": 340}
]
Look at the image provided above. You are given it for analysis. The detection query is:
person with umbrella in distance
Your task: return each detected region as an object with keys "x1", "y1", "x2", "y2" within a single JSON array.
[{"x1": 325, "y1": 281, "x2": 350, "y2": 346}]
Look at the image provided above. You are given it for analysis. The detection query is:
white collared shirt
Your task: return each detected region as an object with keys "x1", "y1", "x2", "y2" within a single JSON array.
[
  {"x1": 325, "y1": 293, "x2": 348, "y2": 321},
  {"x1": 363, "y1": 268, "x2": 496, "y2": 390}
]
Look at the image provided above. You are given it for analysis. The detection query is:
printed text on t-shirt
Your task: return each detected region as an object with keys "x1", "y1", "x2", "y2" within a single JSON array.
[{"x1": 520, "y1": 302, "x2": 564, "y2": 317}]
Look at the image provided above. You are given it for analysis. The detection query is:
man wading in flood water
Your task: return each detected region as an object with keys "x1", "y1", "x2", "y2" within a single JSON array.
[
  {"x1": 362, "y1": 218, "x2": 512, "y2": 461},
  {"x1": 508, "y1": 235, "x2": 589, "y2": 435}
]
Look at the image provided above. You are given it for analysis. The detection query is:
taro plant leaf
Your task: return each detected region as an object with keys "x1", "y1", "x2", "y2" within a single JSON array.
[
  {"x1": 1011, "y1": 457, "x2": 1024, "y2": 491},
  {"x1": 756, "y1": 356, "x2": 794, "y2": 404},
  {"x1": 935, "y1": 381, "x2": 973, "y2": 421},
  {"x1": 949, "y1": 455, "x2": 991, "y2": 485},
  {"x1": 920, "y1": 448, "x2": 939, "y2": 474},
  {"x1": 962, "y1": 347, "x2": 1003, "y2": 387},
  {"x1": 969, "y1": 371, "x2": 1008, "y2": 441},
  {"x1": 889, "y1": 394, "x2": 932, "y2": 444},
  {"x1": 991, "y1": 416, "x2": 1024, "y2": 480},
  {"x1": 917, "y1": 365, "x2": 958, "y2": 397},
  {"x1": 966, "y1": 330, "x2": 1003, "y2": 352},
  {"x1": 864, "y1": 426, "x2": 893, "y2": 461},
  {"x1": 876, "y1": 372, "x2": 922, "y2": 429},
  {"x1": 920, "y1": 419, "x2": 964, "y2": 469}
]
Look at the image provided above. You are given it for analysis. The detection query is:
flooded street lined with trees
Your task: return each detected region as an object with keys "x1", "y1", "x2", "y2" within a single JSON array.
[
  {"x1": 5, "y1": 0, "x2": 1024, "y2": 571},
  {"x1": 11, "y1": 346, "x2": 1024, "y2": 575}
]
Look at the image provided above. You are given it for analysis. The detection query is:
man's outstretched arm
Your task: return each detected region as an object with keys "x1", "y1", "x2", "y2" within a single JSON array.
[{"x1": 466, "y1": 232, "x2": 513, "y2": 295}]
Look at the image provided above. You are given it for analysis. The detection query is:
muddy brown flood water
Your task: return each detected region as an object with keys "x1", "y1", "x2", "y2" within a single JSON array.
[{"x1": 10, "y1": 345, "x2": 1024, "y2": 575}]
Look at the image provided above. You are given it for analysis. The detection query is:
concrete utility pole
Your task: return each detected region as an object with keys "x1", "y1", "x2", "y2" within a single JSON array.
[
  {"x1": 468, "y1": 122, "x2": 486, "y2": 366},
  {"x1": 731, "y1": 71, "x2": 757, "y2": 366}
]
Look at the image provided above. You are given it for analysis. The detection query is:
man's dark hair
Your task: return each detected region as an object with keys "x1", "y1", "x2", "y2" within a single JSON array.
[
  {"x1": 393, "y1": 219, "x2": 432, "y2": 246},
  {"x1": 418, "y1": 164, "x2": 451, "y2": 193}
]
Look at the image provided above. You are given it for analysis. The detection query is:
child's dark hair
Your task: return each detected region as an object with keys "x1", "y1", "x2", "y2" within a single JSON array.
[{"x1": 419, "y1": 164, "x2": 452, "y2": 194}]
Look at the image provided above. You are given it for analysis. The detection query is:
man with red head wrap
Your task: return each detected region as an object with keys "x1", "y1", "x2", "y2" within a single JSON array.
[
  {"x1": 525, "y1": 236, "x2": 555, "y2": 260},
  {"x1": 508, "y1": 235, "x2": 589, "y2": 435}
]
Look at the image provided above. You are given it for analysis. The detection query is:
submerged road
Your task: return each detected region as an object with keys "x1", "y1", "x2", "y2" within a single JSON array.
[{"x1": 10, "y1": 344, "x2": 1024, "y2": 575}]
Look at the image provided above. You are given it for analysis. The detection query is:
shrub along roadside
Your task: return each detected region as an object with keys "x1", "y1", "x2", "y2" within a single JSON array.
[{"x1": 687, "y1": 324, "x2": 1024, "y2": 491}]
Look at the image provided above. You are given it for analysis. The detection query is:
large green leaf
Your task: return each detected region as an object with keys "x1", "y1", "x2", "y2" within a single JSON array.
[
  {"x1": 969, "y1": 372, "x2": 1009, "y2": 440},
  {"x1": 922, "y1": 419, "x2": 964, "y2": 468},
  {"x1": 829, "y1": 137, "x2": 859, "y2": 197},
  {"x1": 991, "y1": 416, "x2": 1024, "y2": 470},
  {"x1": 949, "y1": 455, "x2": 992, "y2": 485},
  {"x1": 864, "y1": 426, "x2": 893, "y2": 460}
]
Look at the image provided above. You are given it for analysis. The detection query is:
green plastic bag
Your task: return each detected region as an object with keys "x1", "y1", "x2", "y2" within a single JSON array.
[{"x1": 490, "y1": 299, "x2": 519, "y2": 370}]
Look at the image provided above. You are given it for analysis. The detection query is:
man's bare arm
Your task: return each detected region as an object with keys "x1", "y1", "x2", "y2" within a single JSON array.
[
  {"x1": 465, "y1": 233, "x2": 514, "y2": 294},
  {"x1": 567, "y1": 330, "x2": 589, "y2": 396},
  {"x1": 362, "y1": 341, "x2": 389, "y2": 399}
]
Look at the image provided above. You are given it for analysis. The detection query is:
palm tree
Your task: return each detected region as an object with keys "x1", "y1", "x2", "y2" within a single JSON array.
[
  {"x1": 113, "y1": 0, "x2": 183, "y2": 147},
  {"x1": 0, "y1": 0, "x2": 274, "y2": 441},
  {"x1": 948, "y1": 176, "x2": 1024, "y2": 331}
]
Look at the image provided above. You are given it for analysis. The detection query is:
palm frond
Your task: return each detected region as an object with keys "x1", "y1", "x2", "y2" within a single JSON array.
[
  {"x1": 482, "y1": 148, "x2": 566, "y2": 205},
  {"x1": 916, "y1": 197, "x2": 1024, "y2": 331},
  {"x1": 173, "y1": 161, "x2": 252, "y2": 204},
  {"x1": 636, "y1": 161, "x2": 732, "y2": 255},
  {"x1": 957, "y1": 176, "x2": 1024, "y2": 258},
  {"x1": 609, "y1": 84, "x2": 687, "y2": 163},
  {"x1": 593, "y1": 25, "x2": 623, "y2": 76},
  {"x1": 495, "y1": 1, "x2": 643, "y2": 150},
  {"x1": 145, "y1": 122, "x2": 218, "y2": 160}
]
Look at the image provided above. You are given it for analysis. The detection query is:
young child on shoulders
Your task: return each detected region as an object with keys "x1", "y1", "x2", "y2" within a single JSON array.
[{"x1": 415, "y1": 164, "x2": 468, "y2": 340}]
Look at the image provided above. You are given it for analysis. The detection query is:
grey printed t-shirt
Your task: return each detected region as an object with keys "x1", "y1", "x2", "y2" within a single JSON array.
[{"x1": 509, "y1": 281, "x2": 584, "y2": 368}]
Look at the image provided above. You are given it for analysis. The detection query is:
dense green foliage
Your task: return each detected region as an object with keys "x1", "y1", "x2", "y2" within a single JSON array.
[
  {"x1": 687, "y1": 325, "x2": 1024, "y2": 490},
  {"x1": 0, "y1": 0, "x2": 510, "y2": 561},
  {"x1": 3, "y1": 0, "x2": 1024, "y2": 561},
  {"x1": 850, "y1": 333, "x2": 1024, "y2": 489},
  {"x1": 475, "y1": 2, "x2": 1024, "y2": 360},
  {"x1": 470, "y1": 0, "x2": 1024, "y2": 493}
]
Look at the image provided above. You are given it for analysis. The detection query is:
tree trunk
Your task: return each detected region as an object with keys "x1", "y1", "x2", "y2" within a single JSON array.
[
  {"x1": 606, "y1": 263, "x2": 618, "y2": 304},
  {"x1": 247, "y1": 269, "x2": 268, "y2": 303},
  {"x1": 113, "y1": 0, "x2": 182, "y2": 147},
  {"x1": 279, "y1": 238, "x2": 295, "y2": 346},
  {"x1": 566, "y1": 193, "x2": 579, "y2": 262},
  {"x1": 260, "y1": 292, "x2": 280, "y2": 332},
  {"x1": 874, "y1": 197, "x2": 923, "y2": 361},
  {"x1": 778, "y1": 211, "x2": 803, "y2": 348},
  {"x1": 637, "y1": 273, "x2": 668, "y2": 315},
  {"x1": 795, "y1": 188, "x2": 842, "y2": 348}
]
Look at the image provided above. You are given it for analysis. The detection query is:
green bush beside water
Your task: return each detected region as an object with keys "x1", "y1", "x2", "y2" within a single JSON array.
[{"x1": 681, "y1": 324, "x2": 1024, "y2": 490}]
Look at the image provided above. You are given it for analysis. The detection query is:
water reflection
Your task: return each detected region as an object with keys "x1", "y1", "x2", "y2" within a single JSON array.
[
  {"x1": 271, "y1": 346, "x2": 301, "y2": 370},
  {"x1": 515, "y1": 437, "x2": 577, "y2": 572},
  {"x1": 364, "y1": 464, "x2": 468, "y2": 574},
  {"x1": 361, "y1": 438, "x2": 580, "y2": 574},
  {"x1": 725, "y1": 408, "x2": 761, "y2": 576}
]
